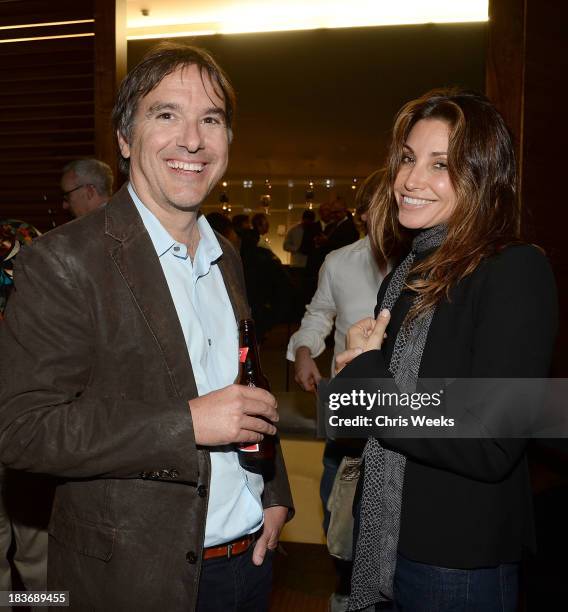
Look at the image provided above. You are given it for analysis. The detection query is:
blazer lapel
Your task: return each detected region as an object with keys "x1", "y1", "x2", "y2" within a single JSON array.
[
  {"x1": 104, "y1": 184, "x2": 198, "y2": 400},
  {"x1": 216, "y1": 243, "x2": 249, "y2": 323}
]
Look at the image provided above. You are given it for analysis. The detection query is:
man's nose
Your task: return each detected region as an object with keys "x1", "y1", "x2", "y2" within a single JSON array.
[{"x1": 178, "y1": 120, "x2": 204, "y2": 153}]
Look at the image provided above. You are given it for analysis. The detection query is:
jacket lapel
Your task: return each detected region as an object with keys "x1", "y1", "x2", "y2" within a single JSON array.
[
  {"x1": 104, "y1": 184, "x2": 198, "y2": 400},
  {"x1": 216, "y1": 242, "x2": 249, "y2": 323}
]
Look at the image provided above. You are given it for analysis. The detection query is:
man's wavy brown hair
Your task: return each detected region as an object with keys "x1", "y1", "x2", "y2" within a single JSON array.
[{"x1": 368, "y1": 89, "x2": 521, "y2": 318}]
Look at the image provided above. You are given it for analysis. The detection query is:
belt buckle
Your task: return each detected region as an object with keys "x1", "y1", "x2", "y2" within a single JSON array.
[{"x1": 226, "y1": 542, "x2": 233, "y2": 559}]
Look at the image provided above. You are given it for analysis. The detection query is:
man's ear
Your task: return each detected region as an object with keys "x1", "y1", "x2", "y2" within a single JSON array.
[
  {"x1": 86, "y1": 184, "x2": 97, "y2": 200},
  {"x1": 117, "y1": 130, "x2": 131, "y2": 159}
]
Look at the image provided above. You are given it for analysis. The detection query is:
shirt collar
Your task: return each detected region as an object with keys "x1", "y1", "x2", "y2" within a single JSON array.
[{"x1": 128, "y1": 182, "x2": 223, "y2": 266}]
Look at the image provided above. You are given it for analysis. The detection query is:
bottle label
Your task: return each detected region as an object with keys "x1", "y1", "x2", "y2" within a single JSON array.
[
  {"x1": 238, "y1": 443, "x2": 260, "y2": 453},
  {"x1": 238, "y1": 347, "x2": 249, "y2": 363}
]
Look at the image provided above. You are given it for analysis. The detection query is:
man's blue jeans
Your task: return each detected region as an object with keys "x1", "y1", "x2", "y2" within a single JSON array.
[{"x1": 390, "y1": 553, "x2": 519, "y2": 612}]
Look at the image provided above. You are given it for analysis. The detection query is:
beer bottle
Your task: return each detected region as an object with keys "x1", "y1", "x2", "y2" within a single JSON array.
[{"x1": 237, "y1": 318, "x2": 275, "y2": 472}]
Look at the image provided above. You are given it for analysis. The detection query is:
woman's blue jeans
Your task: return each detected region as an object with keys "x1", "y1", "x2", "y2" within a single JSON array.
[{"x1": 389, "y1": 553, "x2": 519, "y2": 612}]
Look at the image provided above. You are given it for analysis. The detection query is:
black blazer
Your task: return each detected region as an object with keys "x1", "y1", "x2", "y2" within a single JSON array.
[{"x1": 339, "y1": 244, "x2": 558, "y2": 568}]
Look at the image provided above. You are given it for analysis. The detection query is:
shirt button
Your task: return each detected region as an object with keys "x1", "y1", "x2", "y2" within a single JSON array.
[
  {"x1": 186, "y1": 551, "x2": 198, "y2": 564},
  {"x1": 197, "y1": 485, "x2": 207, "y2": 498},
  {"x1": 174, "y1": 246, "x2": 180, "y2": 252}
]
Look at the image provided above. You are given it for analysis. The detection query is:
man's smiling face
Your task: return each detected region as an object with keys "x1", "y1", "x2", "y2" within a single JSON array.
[{"x1": 118, "y1": 64, "x2": 230, "y2": 214}]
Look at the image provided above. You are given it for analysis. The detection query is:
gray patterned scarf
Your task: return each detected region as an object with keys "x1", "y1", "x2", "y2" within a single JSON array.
[{"x1": 348, "y1": 224, "x2": 447, "y2": 611}]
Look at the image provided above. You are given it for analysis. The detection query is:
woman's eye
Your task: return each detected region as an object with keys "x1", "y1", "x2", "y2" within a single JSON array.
[
  {"x1": 433, "y1": 161, "x2": 448, "y2": 170},
  {"x1": 401, "y1": 155, "x2": 414, "y2": 164}
]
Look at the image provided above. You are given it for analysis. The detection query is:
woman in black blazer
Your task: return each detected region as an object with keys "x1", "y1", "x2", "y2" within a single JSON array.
[{"x1": 333, "y1": 90, "x2": 558, "y2": 611}]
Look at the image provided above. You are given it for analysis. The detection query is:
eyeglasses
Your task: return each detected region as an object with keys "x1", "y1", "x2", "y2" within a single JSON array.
[{"x1": 62, "y1": 184, "x2": 88, "y2": 202}]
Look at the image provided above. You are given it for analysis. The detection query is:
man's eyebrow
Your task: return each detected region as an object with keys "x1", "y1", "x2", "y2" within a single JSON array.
[
  {"x1": 203, "y1": 106, "x2": 227, "y2": 120},
  {"x1": 145, "y1": 103, "x2": 227, "y2": 121},
  {"x1": 146, "y1": 102, "x2": 183, "y2": 116}
]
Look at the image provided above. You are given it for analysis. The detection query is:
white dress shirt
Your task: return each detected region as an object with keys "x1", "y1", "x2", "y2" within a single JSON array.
[{"x1": 286, "y1": 236, "x2": 388, "y2": 374}]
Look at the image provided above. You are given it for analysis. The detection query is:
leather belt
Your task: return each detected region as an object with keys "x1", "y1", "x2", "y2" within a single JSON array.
[{"x1": 203, "y1": 534, "x2": 256, "y2": 560}]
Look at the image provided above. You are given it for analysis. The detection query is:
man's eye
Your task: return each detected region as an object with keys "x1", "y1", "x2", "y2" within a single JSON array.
[
  {"x1": 202, "y1": 116, "x2": 221, "y2": 125},
  {"x1": 157, "y1": 112, "x2": 173, "y2": 120}
]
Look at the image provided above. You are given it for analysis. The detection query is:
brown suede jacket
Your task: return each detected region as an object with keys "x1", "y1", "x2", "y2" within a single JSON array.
[{"x1": 0, "y1": 184, "x2": 294, "y2": 611}]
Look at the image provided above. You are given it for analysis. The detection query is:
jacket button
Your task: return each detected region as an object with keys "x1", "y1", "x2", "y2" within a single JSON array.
[
  {"x1": 186, "y1": 551, "x2": 197, "y2": 564},
  {"x1": 170, "y1": 469, "x2": 179, "y2": 479},
  {"x1": 197, "y1": 485, "x2": 207, "y2": 498}
]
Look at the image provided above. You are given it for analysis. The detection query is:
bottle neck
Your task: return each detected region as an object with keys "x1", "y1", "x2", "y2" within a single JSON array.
[{"x1": 239, "y1": 319, "x2": 262, "y2": 373}]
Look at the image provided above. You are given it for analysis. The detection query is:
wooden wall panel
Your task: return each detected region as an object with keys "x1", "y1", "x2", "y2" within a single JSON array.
[
  {"x1": 487, "y1": 0, "x2": 568, "y2": 374},
  {"x1": 0, "y1": 0, "x2": 93, "y2": 26},
  {"x1": 0, "y1": 0, "x2": 124, "y2": 230},
  {"x1": 0, "y1": 34, "x2": 95, "y2": 229}
]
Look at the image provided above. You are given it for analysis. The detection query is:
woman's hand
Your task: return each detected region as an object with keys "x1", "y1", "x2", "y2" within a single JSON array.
[{"x1": 335, "y1": 309, "x2": 390, "y2": 374}]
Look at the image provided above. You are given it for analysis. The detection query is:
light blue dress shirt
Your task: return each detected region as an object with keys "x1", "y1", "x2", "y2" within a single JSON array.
[{"x1": 129, "y1": 184, "x2": 264, "y2": 547}]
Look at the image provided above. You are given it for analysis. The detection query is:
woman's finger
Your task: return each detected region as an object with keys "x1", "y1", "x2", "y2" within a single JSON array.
[
  {"x1": 335, "y1": 348, "x2": 363, "y2": 374},
  {"x1": 347, "y1": 317, "x2": 376, "y2": 349},
  {"x1": 367, "y1": 309, "x2": 391, "y2": 347}
]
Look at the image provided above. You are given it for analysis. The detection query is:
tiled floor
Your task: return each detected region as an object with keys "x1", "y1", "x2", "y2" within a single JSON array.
[
  {"x1": 260, "y1": 324, "x2": 337, "y2": 610},
  {"x1": 270, "y1": 542, "x2": 335, "y2": 611}
]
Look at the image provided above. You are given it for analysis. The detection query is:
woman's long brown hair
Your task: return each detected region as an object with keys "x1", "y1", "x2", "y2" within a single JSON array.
[{"x1": 368, "y1": 89, "x2": 521, "y2": 318}]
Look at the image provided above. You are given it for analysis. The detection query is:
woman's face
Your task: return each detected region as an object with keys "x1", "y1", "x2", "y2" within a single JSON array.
[{"x1": 394, "y1": 118, "x2": 457, "y2": 230}]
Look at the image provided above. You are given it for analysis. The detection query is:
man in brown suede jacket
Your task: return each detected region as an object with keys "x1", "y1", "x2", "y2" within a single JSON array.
[{"x1": 0, "y1": 43, "x2": 293, "y2": 611}]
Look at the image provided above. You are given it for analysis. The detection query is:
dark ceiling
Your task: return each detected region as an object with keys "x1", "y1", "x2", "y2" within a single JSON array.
[{"x1": 129, "y1": 22, "x2": 486, "y2": 182}]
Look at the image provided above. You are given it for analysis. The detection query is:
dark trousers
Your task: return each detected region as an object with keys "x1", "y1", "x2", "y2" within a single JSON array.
[
  {"x1": 390, "y1": 553, "x2": 519, "y2": 612},
  {"x1": 196, "y1": 545, "x2": 273, "y2": 612}
]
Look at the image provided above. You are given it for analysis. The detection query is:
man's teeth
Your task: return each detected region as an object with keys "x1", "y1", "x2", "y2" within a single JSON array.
[
  {"x1": 403, "y1": 196, "x2": 432, "y2": 206},
  {"x1": 167, "y1": 160, "x2": 204, "y2": 172}
]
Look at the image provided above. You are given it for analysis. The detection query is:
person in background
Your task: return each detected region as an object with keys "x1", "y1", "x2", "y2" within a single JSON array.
[
  {"x1": 60, "y1": 158, "x2": 113, "y2": 218},
  {"x1": 286, "y1": 170, "x2": 389, "y2": 612},
  {"x1": 283, "y1": 209, "x2": 317, "y2": 269},
  {"x1": 283, "y1": 208, "x2": 322, "y2": 320},
  {"x1": 0, "y1": 42, "x2": 293, "y2": 612},
  {"x1": 318, "y1": 201, "x2": 334, "y2": 232},
  {"x1": 206, "y1": 211, "x2": 240, "y2": 251},
  {"x1": 314, "y1": 197, "x2": 359, "y2": 255},
  {"x1": 240, "y1": 224, "x2": 294, "y2": 342},
  {"x1": 0, "y1": 224, "x2": 53, "y2": 601},
  {"x1": 334, "y1": 89, "x2": 557, "y2": 611},
  {"x1": 251, "y1": 212, "x2": 272, "y2": 250},
  {"x1": 232, "y1": 213, "x2": 251, "y2": 237},
  {"x1": 305, "y1": 197, "x2": 360, "y2": 300}
]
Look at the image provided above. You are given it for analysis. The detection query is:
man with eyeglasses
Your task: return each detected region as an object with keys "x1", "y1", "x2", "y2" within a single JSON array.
[{"x1": 60, "y1": 159, "x2": 113, "y2": 218}]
